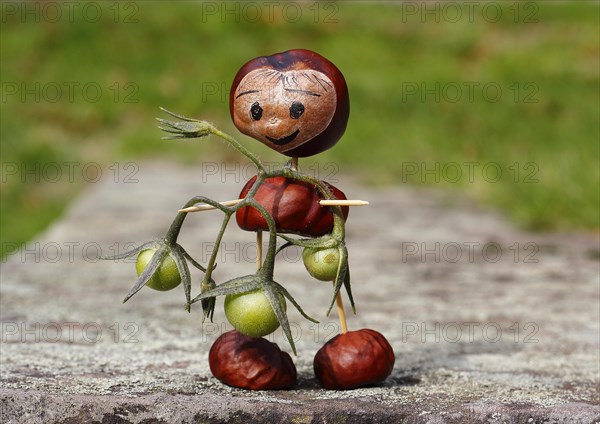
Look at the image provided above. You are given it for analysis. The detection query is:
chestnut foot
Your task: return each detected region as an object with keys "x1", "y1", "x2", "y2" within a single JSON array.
[
  {"x1": 209, "y1": 330, "x2": 296, "y2": 390},
  {"x1": 314, "y1": 329, "x2": 395, "y2": 390}
]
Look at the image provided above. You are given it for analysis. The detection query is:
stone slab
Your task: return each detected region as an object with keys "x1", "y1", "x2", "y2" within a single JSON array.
[{"x1": 1, "y1": 161, "x2": 599, "y2": 423}]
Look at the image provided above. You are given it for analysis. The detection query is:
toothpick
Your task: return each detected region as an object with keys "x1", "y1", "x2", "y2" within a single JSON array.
[
  {"x1": 319, "y1": 200, "x2": 369, "y2": 206},
  {"x1": 178, "y1": 199, "x2": 369, "y2": 213},
  {"x1": 178, "y1": 199, "x2": 242, "y2": 213},
  {"x1": 334, "y1": 283, "x2": 348, "y2": 334}
]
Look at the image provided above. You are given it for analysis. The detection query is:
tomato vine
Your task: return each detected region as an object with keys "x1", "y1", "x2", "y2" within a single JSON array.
[{"x1": 102, "y1": 108, "x2": 354, "y2": 354}]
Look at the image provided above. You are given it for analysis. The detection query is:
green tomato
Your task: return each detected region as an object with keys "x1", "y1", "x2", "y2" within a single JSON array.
[
  {"x1": 302, "y1": 247, "x2": 340, "y2": 281},
  {"x1": 224, "y1": 289, "x2": 284, "y2": 338},
  {"x1": 136, "y1": 248, "x2": 181, "y2": 291}
]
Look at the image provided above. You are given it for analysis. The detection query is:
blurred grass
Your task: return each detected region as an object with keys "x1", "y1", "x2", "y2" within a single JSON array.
[{"x1": 1, "y1": 1, "x2": 598, "y2": 257}]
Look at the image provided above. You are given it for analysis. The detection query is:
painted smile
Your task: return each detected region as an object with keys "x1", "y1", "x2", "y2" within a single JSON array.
[{"x1": 266, "y1": 129, "x2": 300, "y2": 145}]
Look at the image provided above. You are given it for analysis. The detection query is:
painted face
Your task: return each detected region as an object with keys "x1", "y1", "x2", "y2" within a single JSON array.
[
  {"x1": 233, "y1": 69, "x2": 337, "y2": 153},
  {"x1": 230, "y1": 49, "x2": 349, "y2": 158}
]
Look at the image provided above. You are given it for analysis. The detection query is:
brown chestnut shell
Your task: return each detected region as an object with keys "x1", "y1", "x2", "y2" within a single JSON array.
[
  {"x1": 313, "y1": 329, "x2": 395, "y2": 390},
  {"x1": 230, "y1": 49, "x2": 349, "y2": 157},
  {"x1": 235, "y1": 175, "x2": 349, "y2": 237},
  {"x1": 209, "y1": 330, "x2": 296, "y2": 390}
]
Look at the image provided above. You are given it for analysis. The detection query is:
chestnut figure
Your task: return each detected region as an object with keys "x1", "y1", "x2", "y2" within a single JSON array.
[
  {"x1": 209, "y1": 330, "x2": 296, "y2": 390},
  {"x1": 314, "y1": 329, "x2": 395, "y2": 390},
  {"x1": 236, "y1": 175, "x2": 349, "y2": 237},
  {"x1": 230, "y1": 49, "x2": 349, "y2": 157}
]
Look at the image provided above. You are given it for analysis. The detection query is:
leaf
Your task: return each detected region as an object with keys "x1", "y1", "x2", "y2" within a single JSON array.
[
  {"x1": 277, "y1": 234, "x2": 337, "y2": 249},
  {"x1": 180, "y1": 247, "x2": 206, "y2": 272},
  {"x1": 342, "y1": 262, "x2": 356, "y2": 314},
  {"x1": 99, "y1": 240, "x2": 156, "y2": 261},
  {"x1": 326, "y1": 244, "x2": 349, "y2": 316},
  {"x1": 156, "y1": 111, "x2": 212, "y2": 139},
  {"x1": 201, "y1": 296, "x2": 216, "y2": 323},
  {"x1": 190, "y1": 275, "x2": 259, "y2": 304},
  {"x1": 262, "y1": 282, "x2": 297, "y2": 355},
  {"x1": 272, "y1": 281, "x2": 319, "y2": 324},
  {"x1": 159, "y1": 107, "x2": 199, "y2": 122},
  {"x1": 172, "y1": 245, "x2": 192, "y2": 312},
  {"x1": 199, "y1": 279, "x2": 217, "y2": 323},
  {"x1": 122, "y1": 247, "x2": 168, "y2": 303}
]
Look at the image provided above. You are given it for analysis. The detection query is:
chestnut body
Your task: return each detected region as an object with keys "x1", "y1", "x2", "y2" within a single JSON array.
[
  {"x1": 236, "y1": 176, "x2": 349, "y2": 237},
  {"x1": 314, "y1": 329, "x2": 395, "y2": 390},
  {"x1": 209, "y1": 330, "x2": 296, "y2": 390},
  {"x1": 230, "y1": 49, "x2": 349, "y2": 157}
]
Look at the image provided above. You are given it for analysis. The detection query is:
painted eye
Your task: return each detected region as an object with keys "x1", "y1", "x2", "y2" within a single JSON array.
[
  {"x1": 289, "y1": 102, "x2": 304, "y2": 119},
  {"x1": 250, "y1": 102, "x2": 263, "y2": 121}
]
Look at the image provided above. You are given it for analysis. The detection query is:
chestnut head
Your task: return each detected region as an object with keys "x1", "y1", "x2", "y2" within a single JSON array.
[{"x1": 230, "y1": 49, "x2": 349, "y2": 157}]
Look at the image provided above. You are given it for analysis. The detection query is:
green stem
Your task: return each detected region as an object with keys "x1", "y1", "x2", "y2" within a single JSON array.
[
  {"x1": 158, "y1": 109, "x2": 265, "y2": 175},
  {"x1": 244, "y1": 174, "x2": 266, "y2": 199},
  {"x1": 165, "y1": 196, "x2": 233, "y2": 245},
  {"x1": 165, "y1": 212, "x2": 187, "y2": 246},
  {"x1": 204, "y1": 213, "x2": 232, "y2": 282},
  {"x1": 246, "y1": 199, "x2": 278, "y2": 281},
  {"x1": 210, "y1": 127, "x2": 265, "y2": 175}
]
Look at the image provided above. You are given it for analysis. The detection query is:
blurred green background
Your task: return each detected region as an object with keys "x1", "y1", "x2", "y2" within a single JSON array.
[{"x1": 1, "y1": 1, "x2": 598, "y2": 258}]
